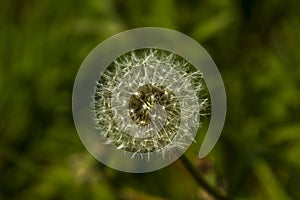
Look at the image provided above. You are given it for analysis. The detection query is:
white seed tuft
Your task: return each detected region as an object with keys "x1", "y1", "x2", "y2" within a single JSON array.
[{"x1": 93, "y1": 48, "x2": 208, "y2": 159}]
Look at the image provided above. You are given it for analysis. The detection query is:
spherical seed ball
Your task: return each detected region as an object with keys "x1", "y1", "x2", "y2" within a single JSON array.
[{"x1": 94, "y1": 48, "x2": 207, "y2": 159}]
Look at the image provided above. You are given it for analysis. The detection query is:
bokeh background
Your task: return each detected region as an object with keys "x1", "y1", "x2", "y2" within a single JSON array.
[{"x1": 1, "y1": 0, "x2": 300, "y2": 199}]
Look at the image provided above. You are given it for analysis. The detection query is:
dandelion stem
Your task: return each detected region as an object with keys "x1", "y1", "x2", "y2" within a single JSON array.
[{"x1": 179, "y1": 154, "x2": 232, "y2": 200}]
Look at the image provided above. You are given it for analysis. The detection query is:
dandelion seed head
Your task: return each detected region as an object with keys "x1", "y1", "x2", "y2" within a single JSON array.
[{"x1": 94, "y1": 48, "x2": 208, "y2": 158}]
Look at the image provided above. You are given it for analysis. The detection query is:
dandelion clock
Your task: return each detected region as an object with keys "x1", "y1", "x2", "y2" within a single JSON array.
[{"x1": 72, "y1": 27, "x2": 226, "y2": 173}]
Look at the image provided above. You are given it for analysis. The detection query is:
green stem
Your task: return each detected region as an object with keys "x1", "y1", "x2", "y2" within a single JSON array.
[{"x1": 179, "y1": 154, "x2": 232, "y2": 200}]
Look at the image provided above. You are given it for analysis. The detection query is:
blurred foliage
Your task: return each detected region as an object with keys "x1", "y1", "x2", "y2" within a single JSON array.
[{"x1": 1, "y1": 0, "x2": 300, "y2": 199}]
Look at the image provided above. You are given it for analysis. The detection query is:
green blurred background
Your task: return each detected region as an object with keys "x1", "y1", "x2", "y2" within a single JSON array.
[{"x1": 1, "y1": 0, "x2": 300, "y2": 199}]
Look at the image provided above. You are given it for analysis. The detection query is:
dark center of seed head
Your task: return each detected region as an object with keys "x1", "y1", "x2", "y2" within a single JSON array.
[{"x1": 128, "y1": 84, "x2": 175, "y2": 126}]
